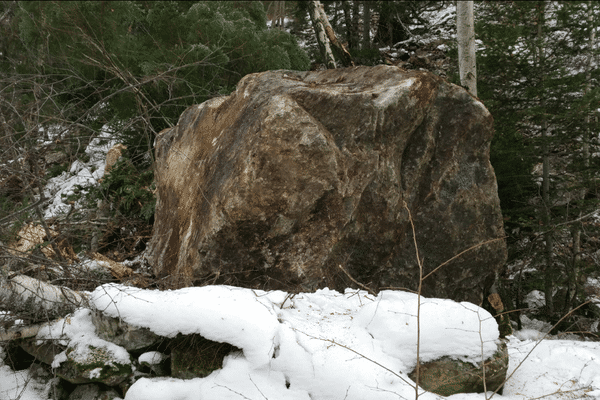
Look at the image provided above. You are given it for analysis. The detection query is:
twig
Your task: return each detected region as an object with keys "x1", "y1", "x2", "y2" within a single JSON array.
[
  {"x1": 278, "y1": 292, "x2": 296, "y2": 309},
  {"x1": 527, "y1": 387, "x2": 592, "y2": 400},
  {"x1": 293, "y1": 327, "x2": 417, "y2": 390},
  {"x1": 0, "y1": 197, "x2": 48, "y2": 225},
  {"x1": 28, "y1": 188, "x2": 65, "y2": 264},
  {"x1": 477, "y1": 309, "x2": 488, "y2": 398},
  {"x1": 422, "y1": 236, "x2": 506, "y2": 281},
  {"x1": 249, "y1": 376, "x2": 268, "y2": 400},
  {"x1": 488, "y1": 300, "x2": 591, "y2": 400},
  {"x1": 404, "y1": 201, "x2": 422, "y2": 399},
  {"x1": 337, "y1": 264, "x2": 376, "y2": 296}
]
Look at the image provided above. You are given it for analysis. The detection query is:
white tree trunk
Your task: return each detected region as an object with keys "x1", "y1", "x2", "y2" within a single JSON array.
[
  {"x1": 309, "y1": 1, "x2": 354, "y2": 68},
  {"x1": 309, "y1": 1, "x2": 337, "y2": 69},
  {"x1": 0, "y1": 274, "x2": 89, "y2": 324},
  {"x1": 457, "y1": 1, "x2": 477, "y2": 97}
]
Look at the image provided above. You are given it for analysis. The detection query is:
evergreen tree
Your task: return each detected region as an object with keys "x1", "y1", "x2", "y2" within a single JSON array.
[
  {"x1": 477, "y1": 0, "x2": 600, "y2": 318},
  {"x1": 15, "y1": 1, "x2": 310, "y2": 138},
  {"x1": 1, "y1": 1, "x2": 309, "y2": 250}
]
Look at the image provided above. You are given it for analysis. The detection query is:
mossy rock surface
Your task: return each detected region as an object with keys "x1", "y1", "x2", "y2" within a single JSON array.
[
  {"x1": 409, "y1": 340, "x2": 508, "y2": 396},
  {"x1": 54, "y1": 340, "x2": 133, "y2": 386}
]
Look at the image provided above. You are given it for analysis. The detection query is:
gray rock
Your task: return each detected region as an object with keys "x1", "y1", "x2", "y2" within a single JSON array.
[
  {"x1": 146, "y1": 65, "x2": 506, "y2": 304},
  {"x1": 138, "y1": 351, "x2": 169, "y2": 376},
  {"x1": 92, "y1": 310, "x2": 161, "y2": 351},
  {"x1": 20, "y1": 338, "x2": 65, "y2": 365},
  {"x1": 53, "y1": 338, "x2": 133, "y2": 386},
  {"x1": 67, "y1": 383, "x2": 120, "y2": 400}
]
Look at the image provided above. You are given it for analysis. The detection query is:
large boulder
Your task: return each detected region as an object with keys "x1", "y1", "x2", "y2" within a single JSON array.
[{"x1": 146, "y1": 65, "x2": 506, "y2": 304}]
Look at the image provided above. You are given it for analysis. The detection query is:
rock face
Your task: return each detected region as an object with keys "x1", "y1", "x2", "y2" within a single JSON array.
[{"x1": 146, "y1": 65, "x2": 506, "y2": 303}]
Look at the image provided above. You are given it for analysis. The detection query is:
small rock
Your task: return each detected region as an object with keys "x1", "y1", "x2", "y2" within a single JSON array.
[
  {"x1": 20, "y1": 338, "x2": 66, "y2": 366},
  {"x1": 53, "y1": 337, "x2": 133, "y2": 386},
  {"x1": 409, "y1": 340, "x2": 508, "y2": 396},
  {"x1": 67, "y1": 383, "x2": 120, "y2": 400},
  {"x1": 92, "y1": 311, "x2": 161, "y2": 351}
]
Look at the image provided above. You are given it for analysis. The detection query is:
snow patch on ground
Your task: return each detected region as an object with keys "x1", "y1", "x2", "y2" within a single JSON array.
[
  {"x1": 3, "y1": 285, "x2": 600, "y2": 399},
  {"x1": 43, "y1": 126, "x2": 118, "y2": 219}
]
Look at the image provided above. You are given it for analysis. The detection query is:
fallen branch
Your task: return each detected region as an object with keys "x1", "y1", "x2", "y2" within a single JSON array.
[
  {"x1": 0, "y1": 319, "x2": 57, "y2": 341},
  {"x1": 0, "y1": 274, "x2": 89, "y2": 323},
  {"x1": 337, "y1": 264, "x2": 376, "y2": 296}
]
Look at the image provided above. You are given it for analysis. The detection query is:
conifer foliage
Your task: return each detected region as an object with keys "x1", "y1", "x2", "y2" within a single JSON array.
[
  {"x1": 477, "y1": 1, "x2": 600, "y2": 318},
  {"x1": 0, "y1": 1, "x2": 309, "y2": 253}
]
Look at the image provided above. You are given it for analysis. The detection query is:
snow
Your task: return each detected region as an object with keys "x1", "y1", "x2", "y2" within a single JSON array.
[
  {"x1": 36, "y1": 308, "x2": 98, "y2": 346},
  {"x1": 0, "y1": 367, "x2": 50, "y2": 400},
  {"x1": 92, "y1": 284, "x2": 279, "y2": 367},
  {"x1": 43, "y1": 125, "x2": 118, "y2": 219},
  {"x1": 505, "y1": 339, "x2": 600, "y2": 399},
  {"x1": 90, "y1": 285, "x2": 501, "y2": 400},
  {"x1": 3, "y1": 284, "x2": 600, "y2": 400},
  {"x1": 139, "y1": 351, "x2": 167, "y2": 365}
]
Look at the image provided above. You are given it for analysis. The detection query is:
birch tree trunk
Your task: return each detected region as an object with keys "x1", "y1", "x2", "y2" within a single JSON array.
[
  {"x1": 457, "y1": 1, "x2": 477, "y2": 97},
  {"x1": 0, "y1": 274, "x2": 88, "y2": 323},
  {"x1": 275, "y1": 1, "x2": 285, "y2": 30},
  {"x1": 309, "y1": 0, "x2": 337, "y2": 69},
  {"x1": 309, "y1": 1, "x2": 354, "y2": 68}
]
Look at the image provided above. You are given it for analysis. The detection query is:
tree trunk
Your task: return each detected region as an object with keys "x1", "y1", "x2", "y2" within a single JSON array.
[
  {"x1": 309, "y1": 0, "x2": 337, "y2": 69},
  {"x1": 457, "y1": 0, "x2": 477, "y2": 97},
  {"x1": 352, "y1": 1, "x2": 360, "y2": 49},
  {"x1": 362, "y1": 1, "x2": 371, "y2": 50},
  {"x1": 309, "y1": 1, "x2": 354, "y2": 68},
  {"x1": 536, "y1": 0, "x2": 554, "y2": 316},
  {"x1": 569, "y1": 0, "x2": 596, "y2": 311},
  {"x1": 0, "y1": 274, "x2": 88, "y2": 323},
  {"x1": 542, "y1": 115, "x2": 553, "y2": 316},
  {"x1": 278, "y1": 1, "x2": 286, "y2": 30},
  {"x1": 341, "y1": 1, "x2": 356, "y2": 49}
]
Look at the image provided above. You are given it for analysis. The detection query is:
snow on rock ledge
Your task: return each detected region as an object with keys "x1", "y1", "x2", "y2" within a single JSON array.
[
  {"x1": 85, "y1": 284, "x2": 502, "y2": 399},
  {"x1": 91, "y1": 284, "x2": 280, "y2": 367}
]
